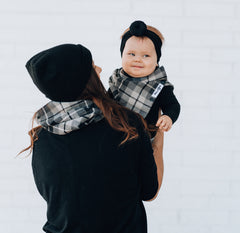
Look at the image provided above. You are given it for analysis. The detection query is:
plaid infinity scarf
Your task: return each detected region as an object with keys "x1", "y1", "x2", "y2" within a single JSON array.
[
  {"x1": 35, "y1": 100, "x2": 104, "y2": 135},
  {"x1": 109, "y1": 66, "x2": 173, "y2": 118}
]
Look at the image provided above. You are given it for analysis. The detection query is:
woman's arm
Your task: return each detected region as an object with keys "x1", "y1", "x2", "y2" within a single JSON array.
[
  {"x1": 137, "y1": 109, "x2": 164, "y2": 201},
  {"x1": 146, "y1": 128, "x2": 164, "y2": 201}
]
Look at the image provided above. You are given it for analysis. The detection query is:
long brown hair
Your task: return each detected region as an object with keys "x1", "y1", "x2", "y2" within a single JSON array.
[
  {"x1": 18, "y1": 112, "x2": 42, "y2": 156},
  {"x1": 19, "y1": 67, "x2": 152, "y2": 156}
]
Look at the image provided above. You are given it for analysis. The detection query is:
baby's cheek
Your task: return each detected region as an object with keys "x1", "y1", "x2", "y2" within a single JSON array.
[
  {"x1": 122, "y1": 59, "x2": 130, "y2": 69},
  {"x1": 148, "y1": 63, "x2": 157, "y2": 73}
]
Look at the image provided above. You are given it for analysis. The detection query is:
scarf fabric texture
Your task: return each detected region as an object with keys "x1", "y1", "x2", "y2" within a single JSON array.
[
  {"x1": 35, "y1": 100, "x2": 104, "y2": 135},
  {"x1": 109, "y1": 66, "x2": 173, "y2": 118}
]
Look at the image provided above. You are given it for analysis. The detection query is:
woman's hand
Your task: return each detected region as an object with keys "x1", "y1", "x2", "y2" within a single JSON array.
[{"x1": 156, "y1": 115, "x2": 172, "y2": 132}]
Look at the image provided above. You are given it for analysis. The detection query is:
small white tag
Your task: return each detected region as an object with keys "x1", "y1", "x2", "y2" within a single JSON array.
[{"x1": 151, "y1": 83, "x2": 164, "y2": 98}]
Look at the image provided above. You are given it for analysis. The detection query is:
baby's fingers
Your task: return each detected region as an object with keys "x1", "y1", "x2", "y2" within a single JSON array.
[
  {"x1": 159, "y1": 121, "x2": 166, "y2": 130},
  {"x1": 163, "y1": 122, "x2": 172, "y2": 132},
  {"x1": 164, "y1": 125, "x2": 171, "y2": 132},
  {"x1": 156, "y1": 118, "x2": 163, "y2": 127}
]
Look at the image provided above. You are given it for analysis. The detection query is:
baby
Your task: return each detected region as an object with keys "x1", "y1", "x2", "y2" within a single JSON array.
[{"x1": 108, "y1": 20, "x2": 180, "y2": 132}]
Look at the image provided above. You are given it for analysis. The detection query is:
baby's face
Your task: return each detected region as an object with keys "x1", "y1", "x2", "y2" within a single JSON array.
[{"x1": 122, "y1": 36, "x2": 157, "y2": 78}]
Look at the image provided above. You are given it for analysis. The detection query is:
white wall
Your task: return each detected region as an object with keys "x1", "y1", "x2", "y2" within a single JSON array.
[{"x1": 1, "y1": 0, "x2": 239, "y2": 232}]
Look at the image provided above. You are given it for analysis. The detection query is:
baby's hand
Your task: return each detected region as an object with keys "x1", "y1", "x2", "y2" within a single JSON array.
[{"x1": 156, "y1": 115, "x2": 172, "y2": 132}]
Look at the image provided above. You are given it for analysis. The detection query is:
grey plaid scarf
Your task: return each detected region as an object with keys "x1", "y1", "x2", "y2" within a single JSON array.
[
  {"x1": 35, "y1": 100, "x2": 104, "y2": 135},
  {"x1": 109, "y1": 66, "x2": 173, "y2": 118}
]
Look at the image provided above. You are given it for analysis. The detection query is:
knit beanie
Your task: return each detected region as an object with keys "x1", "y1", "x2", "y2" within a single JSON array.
[
  {"x1": 25, "y1": 44, "x2": 93, "y2": 102},
  {"x1": 120, "y1": 21, "x2": 162, "y2": 63}
]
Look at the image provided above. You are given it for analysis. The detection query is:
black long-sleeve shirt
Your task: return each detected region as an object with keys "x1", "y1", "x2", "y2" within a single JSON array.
[
  {"x1": 145, "y1": 86, "x2": 180, "y2": 126},
  {"x1": 108, "y1": 86, "x2": 180, "y2": 126},
  {"x1": 32, "y1": 111, "x2": 158, "y2": 233}
]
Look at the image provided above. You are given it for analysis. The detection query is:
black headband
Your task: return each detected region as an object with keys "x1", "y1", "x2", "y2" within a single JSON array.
[{"x1": 120, "y1": 21, "x2": 162, "y2": 63}]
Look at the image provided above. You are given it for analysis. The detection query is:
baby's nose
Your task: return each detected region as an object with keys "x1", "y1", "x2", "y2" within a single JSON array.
[{"x1": 134, "y1": 55, "x2": 141, "y2": 61}]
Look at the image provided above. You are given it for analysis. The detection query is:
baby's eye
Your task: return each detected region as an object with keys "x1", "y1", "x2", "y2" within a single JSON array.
[
  {"x1": 143, "y1": 54, "x2": 150, "y2": 58},
  {"x1": 128, "y1": 53, "x2": 135, "y2": 56}
]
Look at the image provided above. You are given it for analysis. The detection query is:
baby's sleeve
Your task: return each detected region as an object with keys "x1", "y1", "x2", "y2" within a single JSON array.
[
  {"x1": 146, "y1": 86, "x2": 180, "y2": 125},
  {"x1": 159, "y1": 86, "x2": 180, "y2": 123}
]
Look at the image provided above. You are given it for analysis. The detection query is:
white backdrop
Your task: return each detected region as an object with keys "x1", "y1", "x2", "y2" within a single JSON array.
[{"x1": 1, "y1": 0, "x2": 240, "y2": 232}]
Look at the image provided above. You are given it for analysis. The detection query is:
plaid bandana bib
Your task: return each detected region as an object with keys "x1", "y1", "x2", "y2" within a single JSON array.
[
  {"x1": 109, "y1": 66, "x2": 173, "y2": 118},
  {"x1": 35, "y1": 100, "x2": 104, "y2": 135}
]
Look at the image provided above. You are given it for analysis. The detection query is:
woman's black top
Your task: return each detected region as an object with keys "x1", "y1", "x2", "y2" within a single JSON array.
[{"x1": 32, "y1": 112, "x2": 158, "y2": 233}]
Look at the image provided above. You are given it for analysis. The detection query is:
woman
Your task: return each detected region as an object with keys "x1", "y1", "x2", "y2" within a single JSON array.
[{"x1": 21, "y1": 44, "x2": 164, "y2": 233}]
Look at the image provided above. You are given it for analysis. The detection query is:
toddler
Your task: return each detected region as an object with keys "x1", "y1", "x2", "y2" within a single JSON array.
[{"x1": 108, "y1": 20, "x2": 180, "y2": 132}]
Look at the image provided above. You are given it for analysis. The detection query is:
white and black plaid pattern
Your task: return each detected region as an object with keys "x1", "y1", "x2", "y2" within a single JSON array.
[
  {"x1": 109, "y1": 66, "x2": 173, "y2": 118},
  {"x1": 35, "y1": 100, "x2": 104, "y2": 135}
]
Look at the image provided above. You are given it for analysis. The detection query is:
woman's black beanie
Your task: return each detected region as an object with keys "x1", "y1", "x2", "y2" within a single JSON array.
[
  {"x1": 25, "y1": 44, "x2": 92, "y2": 102},
  {"x1": 120, "y1": 21, "x2": 162, "y2": 63}
]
